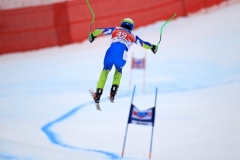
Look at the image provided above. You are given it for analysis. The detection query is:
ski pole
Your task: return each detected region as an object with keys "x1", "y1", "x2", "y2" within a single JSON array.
[
  {"x1": 86, "y1": 0, "x2": 95, "y2": 33},
  {"x1": 156, "y1": 13, "x2": 177, "y2": 48}
]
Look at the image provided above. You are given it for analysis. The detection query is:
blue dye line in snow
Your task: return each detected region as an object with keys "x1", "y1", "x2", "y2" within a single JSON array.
[
  {"x1": 41, "y1": 81, "x2": 238, "y2": 159},
  {"x1": 86, "y1": 149, "x2": 121, "y2": 159},
  {"x1": 0, "y1": 154, "x2": 20, "y2": 160},
  {"x1": 41, "y1": 96, "x2": 129, "y2": 159},
  {"x1": 41, "y1": 104, "x2": 86, "y2": 149}
]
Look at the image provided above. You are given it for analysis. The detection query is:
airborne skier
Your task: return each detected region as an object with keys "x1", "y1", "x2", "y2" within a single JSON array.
[{"x1": 88, "y1": 18, "x2": 158, "y2": 110}]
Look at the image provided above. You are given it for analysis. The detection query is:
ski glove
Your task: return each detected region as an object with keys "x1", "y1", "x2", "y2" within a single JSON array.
[
  {"x1": 151, "y1": 45, "x2": 158, "y2": 54},
  {"x1": 88, "y1": 33, "x2": 96, "y2": 43}
]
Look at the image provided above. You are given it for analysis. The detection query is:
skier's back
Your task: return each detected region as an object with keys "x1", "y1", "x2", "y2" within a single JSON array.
[{"x1": 88, "y1": 18, "x2": 158, "y2": 109}]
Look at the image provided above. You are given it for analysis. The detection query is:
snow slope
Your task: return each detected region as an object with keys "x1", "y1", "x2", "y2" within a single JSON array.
[{"x1": 0, "y1": 1, "x2": 240, "y2": 160}]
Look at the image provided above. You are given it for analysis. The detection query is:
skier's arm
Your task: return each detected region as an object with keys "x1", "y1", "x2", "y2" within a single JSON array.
[
  {"x1": 88, "y1": 27, "x2": 115, "y2": 43},
  {"x1": 135, "y1": 35, "x2": 158, "y2": 54},
  {"x1": 92, "y1": 27, "x2": 115, "y2": 36},
  {"x1": 135, "y1": 36, "x2": 152, "y2": 49}
]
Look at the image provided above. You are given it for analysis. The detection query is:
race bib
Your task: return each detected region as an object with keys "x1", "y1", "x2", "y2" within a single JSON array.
[{"x1": 111, "y1": 29, "x2": 135, "y2": 49}]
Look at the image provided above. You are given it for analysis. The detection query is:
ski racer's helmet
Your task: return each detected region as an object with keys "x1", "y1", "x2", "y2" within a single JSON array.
[{"x1": 120, "y1": 18, "x2": 134, "y2": 31}]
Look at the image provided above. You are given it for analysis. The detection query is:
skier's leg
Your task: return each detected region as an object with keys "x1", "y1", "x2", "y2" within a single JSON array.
[
  {"x1": 112, "y1": 68, "x2": 122, "y2": 86},
  {"x1": 97, "y1": 69, "x2": 110, "y2": 89},
  {"x1": 94, "y1": 48, "x2": 113, "y2": 103},
  {"x1": 93, "y1": 69, "x2": 109, "y2": 103},
  {"x1": 109, "y1": 69, "x2": 121, "y2": 101},
  {"x1": 112, "y1": 49, "x2": 126, "y2": 87},
  {"x1": 110, "y1": 57, "x2": 126, "y2": 101},
  {"x1": 97, "y1": 49, "x2": 114, "y2": 89}
]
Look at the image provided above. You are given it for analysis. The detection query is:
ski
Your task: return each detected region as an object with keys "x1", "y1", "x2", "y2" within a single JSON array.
[{"x1": 89, "y1": 89, "x2": 101, "y2": 111}]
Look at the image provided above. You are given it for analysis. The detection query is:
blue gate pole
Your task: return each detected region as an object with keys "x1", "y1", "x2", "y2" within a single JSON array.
[
  {"x1": 149, "y1": 88, "x2": 158, "y2": 159},
  {"x1": 121, "y1": 85, "x2": 136, "y2": 157}
]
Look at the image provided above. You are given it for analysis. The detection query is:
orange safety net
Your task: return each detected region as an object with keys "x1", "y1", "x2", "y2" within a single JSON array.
[{"x1": 0, "y1": 0, "x2": 226, "y2": 55}]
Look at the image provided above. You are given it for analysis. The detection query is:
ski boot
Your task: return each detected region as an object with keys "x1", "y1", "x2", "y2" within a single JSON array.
[
  {"x1": 109, "y1": 85, "x2": 119, "y2": 102},
  {"x1": 89, "y1": 88, "x2": 102, "y2": 111},
  {"x1": 94, "y1": 88, "x2": 103, "y2": 103}
]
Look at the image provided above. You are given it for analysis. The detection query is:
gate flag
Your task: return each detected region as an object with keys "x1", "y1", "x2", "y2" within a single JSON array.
[
  {"x1": 121, "y1": 86, "x2": 158, "y2": 159},
  {"x1": 128, "y1": 104, "x2": 155, "y2": 126},
  {"x1": 132, "y1": 58, "x2": 145, "y2": 69}
]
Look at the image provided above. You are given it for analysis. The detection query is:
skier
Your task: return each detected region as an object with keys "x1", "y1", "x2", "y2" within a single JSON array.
[{"x1": 88, "y1": 18, "x2": 158, "y2": 106}]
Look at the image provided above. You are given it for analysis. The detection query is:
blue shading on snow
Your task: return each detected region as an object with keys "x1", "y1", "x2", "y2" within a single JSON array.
[{"x1": 41, "y1": 96, "x2": 128, "y2": 159}]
